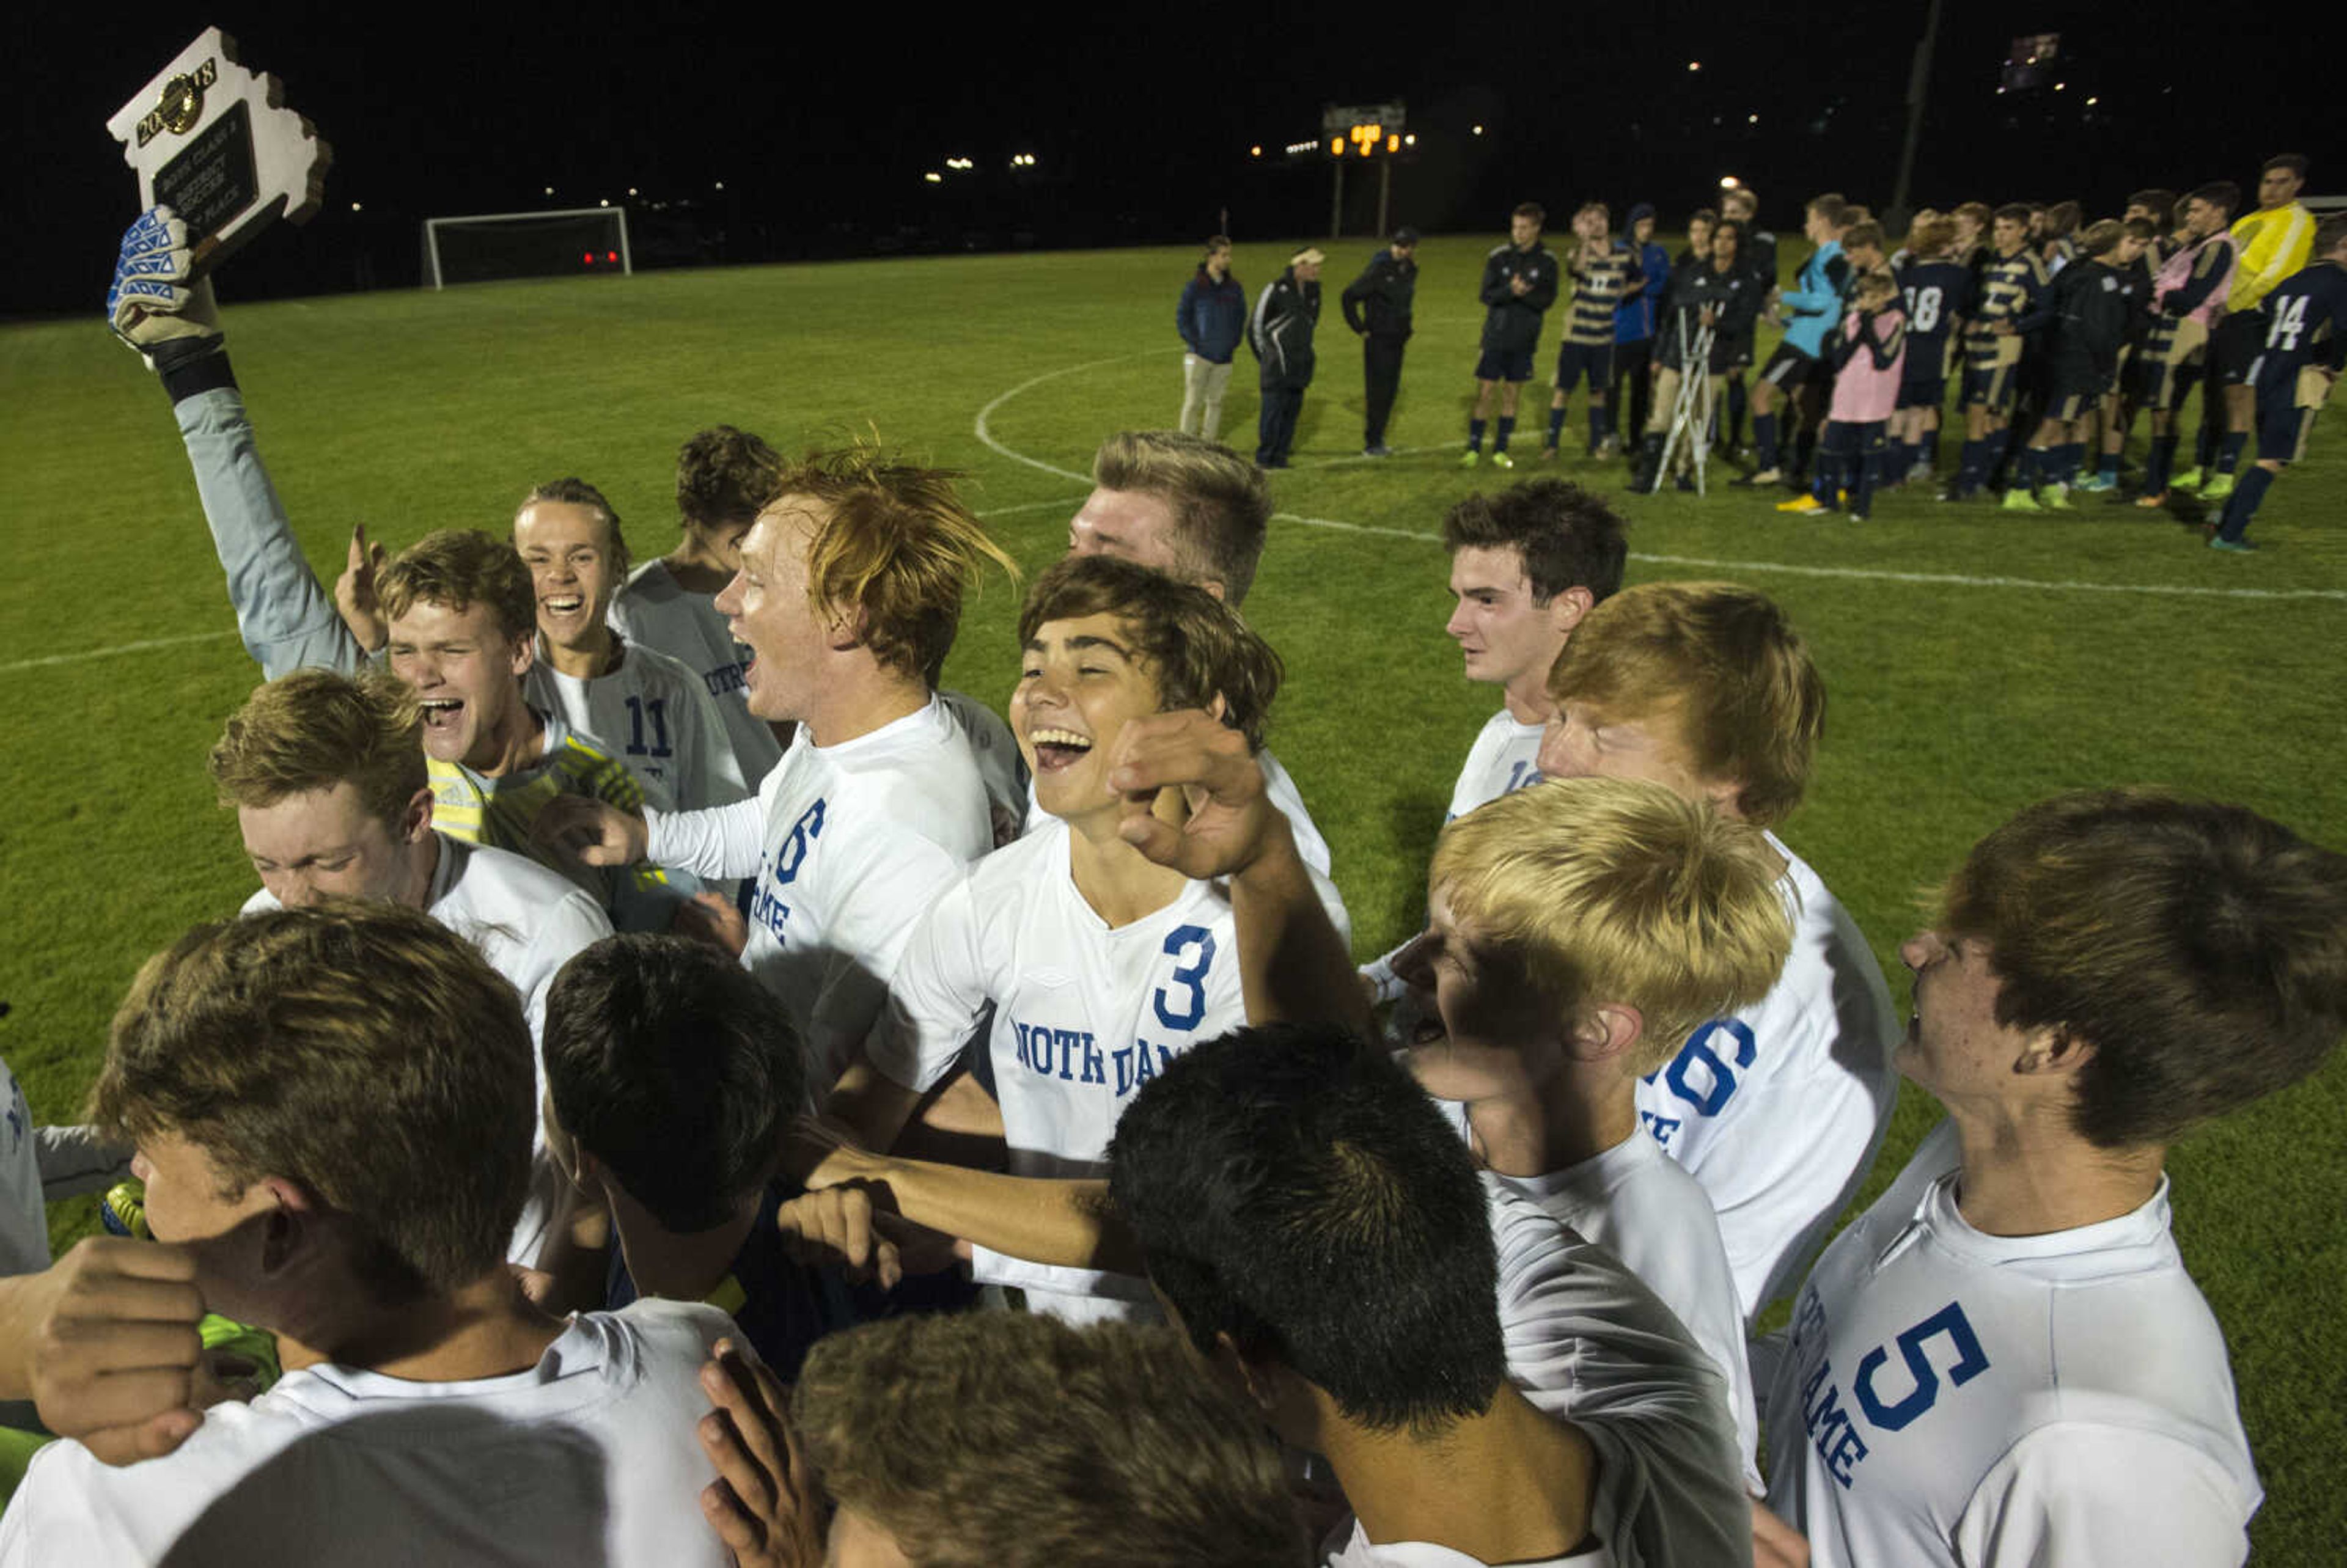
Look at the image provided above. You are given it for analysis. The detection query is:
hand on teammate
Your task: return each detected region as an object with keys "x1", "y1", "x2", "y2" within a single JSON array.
[
  {"x1": 1105, "y1": 709, "x2": 1292, "y2": 883},
  {"x1": 0, "y1": 1237, "x2": 207, "y2": 1465},
  {"x1": 106, "y1": 206, "x2": 222, "y2": 368},
  {"x1": 533, "y1": 794, "x2": 648, "y2": 867},
  {"x1": 698, "y1": 1339, "x2": 826, "y2": 1568},
  {"x1": 334, "y1": 524, "x2": 391, "y2": 653}
]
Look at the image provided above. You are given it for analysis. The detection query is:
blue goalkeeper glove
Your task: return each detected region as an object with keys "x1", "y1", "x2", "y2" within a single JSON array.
[{"x1": 106, "y1": 205, "x2": 222, "y2": 370}]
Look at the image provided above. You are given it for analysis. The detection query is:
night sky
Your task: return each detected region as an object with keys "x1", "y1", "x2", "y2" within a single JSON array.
[{"x1": 12, "y1": 3, "x2": 2338, "y2": 315}]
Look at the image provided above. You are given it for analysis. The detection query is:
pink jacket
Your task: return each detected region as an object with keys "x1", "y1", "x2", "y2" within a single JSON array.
[{"x1": 1829, "y1": 306, "x2": 1906, "y2": 425}]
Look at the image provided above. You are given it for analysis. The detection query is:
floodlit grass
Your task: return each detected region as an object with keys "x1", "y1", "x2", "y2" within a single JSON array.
[{"x1": 3, "y1": 236, "x2": 2343, "y2": 1555}]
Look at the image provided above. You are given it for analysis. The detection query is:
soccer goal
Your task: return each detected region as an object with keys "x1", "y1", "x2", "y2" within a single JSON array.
[{"x1": 421, "y1": 207, "x2": 633, "y2": 289}]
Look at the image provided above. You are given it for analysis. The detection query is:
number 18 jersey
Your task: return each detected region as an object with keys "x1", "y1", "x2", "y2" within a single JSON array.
[{"x1": 868, "y1": 816, "x2": 1350, "y2": 1319}]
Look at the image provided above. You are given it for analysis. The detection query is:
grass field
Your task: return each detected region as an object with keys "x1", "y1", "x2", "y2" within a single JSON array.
[{"x1": 3, "y1": 234, "x2": 2343, "y2": 1555}]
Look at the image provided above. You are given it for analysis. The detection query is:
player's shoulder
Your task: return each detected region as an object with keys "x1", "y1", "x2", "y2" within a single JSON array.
[
  {"x1": 619, "y1": 557, "x2": 683, "y2": 604},
  {"x1": 438, "y1": 837, "x2": 610, "y2": 928}
]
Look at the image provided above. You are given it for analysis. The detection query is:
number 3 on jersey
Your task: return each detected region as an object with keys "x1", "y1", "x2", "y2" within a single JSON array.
[{"x1": 1151, "y1": 924, "x2": 1218, "y2": 1030}]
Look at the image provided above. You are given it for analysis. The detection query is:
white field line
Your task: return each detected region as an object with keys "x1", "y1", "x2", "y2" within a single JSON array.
[
  {"x1": 974, "y1": 353, "x2": 2347, "y2": 604},
  {"x1": 0, "y1": 629, "x2": 238, "y2": 676},
  {"x1": 1277, "y1": 518, "x2": 2347, "y2": 601}
]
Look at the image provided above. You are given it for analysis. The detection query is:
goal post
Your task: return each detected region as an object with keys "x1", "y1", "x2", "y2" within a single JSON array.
[{"x1": 421, "y1": 207, "x2": 633, "y2": 290}]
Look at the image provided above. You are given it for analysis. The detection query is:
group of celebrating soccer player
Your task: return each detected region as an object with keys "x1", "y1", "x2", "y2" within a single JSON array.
[
  {"x1": 0, "y1": 199, "x2": 2337, "y2": 1567},
  {"x1": 1429, "y1": 157, "x2": 2338, "y2": 545}
]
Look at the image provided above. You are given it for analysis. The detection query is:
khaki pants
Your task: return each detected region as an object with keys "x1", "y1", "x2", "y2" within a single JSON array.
[{"x1": 1180, "y1": 354, "x2": 1235, "y2": 441}]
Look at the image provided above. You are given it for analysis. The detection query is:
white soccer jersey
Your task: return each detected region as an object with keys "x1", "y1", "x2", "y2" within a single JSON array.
[
  {"x1": 1633, "y1": 834, "x2": 1898, "y2": 1322},
  {"x1": 608, "y1": 557, "x2": 787, "y2": 785},
  {"x1": 0, "y1": 1300, "x2": 741, "y2": 1568},
  {"x1": 526, "y1": 635, "x2": 749, "y2": 813},
  {"x1": 1475, "y1": 1176, "x2": 1749, "y2": 1568},
  {"x1": 1763, "y1": 1121, "x2": 2261, "y2": 1568},
  {"x1": 1018, "y1": 743, "x2": 1337, "y2": 881},
  {"x1": 0, "y1": 1058, "x2": 43, "y2": 1278},
  {"x1": 1505, "y1": 1135, "x2": 1761, "y2": 1490},
  {"x1": 647, "y1": 696, "x2": 994, "y2": 1082},
  {"x1": 1447, "y1": 709, "x2": 1549, "y2": 819},
  {"x1": 868, "y1": 817, "x2": 1351, "y2": 1319}
]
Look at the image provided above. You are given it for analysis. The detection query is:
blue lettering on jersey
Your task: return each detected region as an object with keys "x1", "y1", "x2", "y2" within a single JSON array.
[
  {"x1": 704, "y1": 662, "x2": 751, "y2": 697},
  {"x1": 1801, "y1": 1355, "x2": 1873, "y2": 1488},
  {"x1": 772, "y1": 800, "x2": 826, "y2": 885},
  {"x1": 1011, "y1": 1019, "x2": 1181, "y2": 1098},
  {"x1": 1644, "y1": 1018, "x2": 1758, "y2": 1119},
  {"x1": 1503, "y1": 760, "x2": 1543, "y2": 794},
  {"x1": 1114, "y1": 1039, "x2": 1177, "y2": 1094},
  {"x1": 1638, "y1": 1108, "x2": 1684, "y2": 1148},
  {"x1": 1151, "y1": 925, "x2": 1217, "y2": 1030},
  {"x1": 751, "y1": 799, "x2": 828, "y2": 945},
  {"x1": 1853, "y1": 1301, "x2": 1991, "y2": 1432}
]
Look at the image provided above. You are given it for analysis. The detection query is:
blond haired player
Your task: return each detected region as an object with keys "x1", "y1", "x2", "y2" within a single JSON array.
[
  {"x1": 1396, "y1": 779, "x2": 1793, "y2": 1487},
  {"x1": 1538, "y1": 582, "x2": 1900, "y2": 1323},
  {"x1": 540, "y1": 449, "x2": 1016, "y2": 1083}
]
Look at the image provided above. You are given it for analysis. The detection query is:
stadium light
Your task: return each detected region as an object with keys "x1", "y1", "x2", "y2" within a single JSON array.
[
  {"x1": 714, "y1": 181, "x2": 725, "y2": 190},
  {"x1": 627, "y1": 186, "x2": 639, "y2": 196},
  {"x1": 1748, "y1": 114, "x2": 1759, "y2": 123},
  {"x1": 1472, "y1": 123, "x2": 1483, "y2": 135},
  {"x1": 598, "y1": 198, "x2": 609, "y2": 207},
  {"x1": 350, "y1": 201, "x2": 362, "y2": 212},
  {"x1": 1688, "y1": 60, "x2": 1701, "y2": 70},
  {"x1": 1719, "y1": 175, "x2": 1741, "y2": 189},
  {"x1": 543, "y1": 186, "x2": 554, "y2": 196},
  {"x1": 1251, "y1": 144, "x2": 1262, "y2": 156},
  {"x1": 2085, "y1": 95, "x2": 2098, "y2": 105},
  {"x1": 1404, "y1": 134, "x2": 1416, "y2": 145},
  {"x1": 924, "y1": 171, "x2": 943, "y2": 183}
]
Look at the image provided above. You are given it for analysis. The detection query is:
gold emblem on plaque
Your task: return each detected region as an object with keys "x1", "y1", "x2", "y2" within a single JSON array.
[{"x1": 136, "y1": 57, "x2": 217, "y2": 146}]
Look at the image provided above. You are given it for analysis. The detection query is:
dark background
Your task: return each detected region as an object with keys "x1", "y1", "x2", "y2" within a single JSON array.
[{"x1": 11, "y1": 2, "x2": 2337, "y2": 317}]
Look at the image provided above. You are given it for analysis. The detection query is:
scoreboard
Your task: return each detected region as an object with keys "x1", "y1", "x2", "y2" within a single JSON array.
[{"x1": 1322, "y1": 103, "x2": 1407, "y2": 159}]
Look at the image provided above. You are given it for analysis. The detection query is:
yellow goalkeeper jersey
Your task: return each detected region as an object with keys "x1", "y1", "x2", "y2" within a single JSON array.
[{"x1": 2228, "y1": 202, "x2": 2315, "y2": 313}]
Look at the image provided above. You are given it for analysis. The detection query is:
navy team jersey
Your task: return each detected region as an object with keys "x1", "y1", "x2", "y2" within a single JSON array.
[
  {"x1": 2250, "y1": 260, "x2": 2347, "y2": 387},
  {"x1": 1895, "y1": 259, "x2": 1973, "y2": 381},
  {"x1": 1963, "y1": 249, "x2": 2049, "y2": 371}
]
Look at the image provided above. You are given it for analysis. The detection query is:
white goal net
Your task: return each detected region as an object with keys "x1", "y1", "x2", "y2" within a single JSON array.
[{"x1": 421, "y1": 208, "x2": 633, "y2": 289}]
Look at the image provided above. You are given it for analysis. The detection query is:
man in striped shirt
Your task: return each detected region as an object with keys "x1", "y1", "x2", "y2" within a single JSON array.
[{"x1": 1542, "y1": 205, "x2": 1635, "y2": 461}]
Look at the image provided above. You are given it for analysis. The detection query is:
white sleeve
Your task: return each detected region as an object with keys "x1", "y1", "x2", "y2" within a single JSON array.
[
  {"x1": 1955, "y1": 1424, "x2": 2254, "y2": 1568},
  {"x1": 1485, "y1": 1181, "x2": 1750, "y2": 1568},
  {"x1": 864, "y1": 873, "x2": 993, "y2": 1095},
  {"x1": 173, "y1": 384, "x2": 369, "y2": 680},
  {"x1": 644, "y1": 797, "x2": 766, "y2": 881},
  {"x1": 805, "y1": 824, "x2": 979, "y2": 1079}
]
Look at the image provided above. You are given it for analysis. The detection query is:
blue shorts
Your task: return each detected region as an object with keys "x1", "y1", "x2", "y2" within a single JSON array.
[
  {"x1": 1895, "y1": 375, "x2": 1946, "y2": 412},
  {"x1": 1552, "y1": 340, "x2": 1614, "y2": 393},
  {"x1": 1475, "y1": 346, "x2": 1536, "y2": 383},
  {"x1": 2256, "y1": 379, "x2": 2316, "y2": 464}
]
